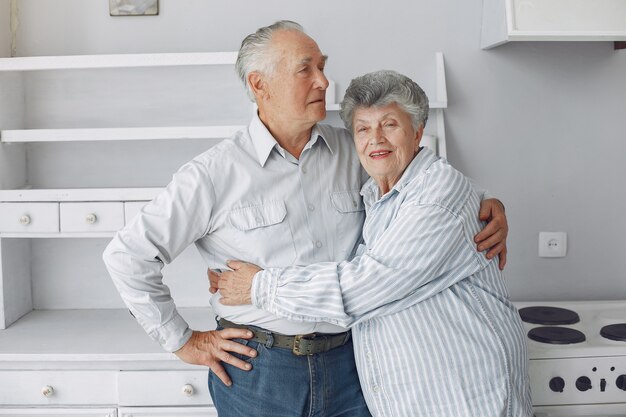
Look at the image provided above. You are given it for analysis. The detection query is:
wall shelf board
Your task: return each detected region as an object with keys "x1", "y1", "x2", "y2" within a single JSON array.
[
  {"x1": 0, "y1": 232, "x2": 116, "y2": 238},
  {"x1": 0, "y1": 187, "x2": 162, "y2": 202},
  {"x1": 0, "y1": 126, "x2": 243, "y2": 143},
  {"x1": 0, "y1": 52, "x2": 238, "y2": 72}
]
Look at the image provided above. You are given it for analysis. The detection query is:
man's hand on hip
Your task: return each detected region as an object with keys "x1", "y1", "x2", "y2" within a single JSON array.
[{"x1": 174, "y1": 329, "x2": 256, "y2": 386}]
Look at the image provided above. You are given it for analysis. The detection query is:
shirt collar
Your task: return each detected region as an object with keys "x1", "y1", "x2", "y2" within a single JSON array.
[
  {"x1": 360, "y1": 147, "x2": 440, "y2": 204},
  {"x1": 248, "y1": 113, "x2": 333, "y2": 167},
  {"x1": 308, "y1": 124, "x2": 335, "y2": 155}
]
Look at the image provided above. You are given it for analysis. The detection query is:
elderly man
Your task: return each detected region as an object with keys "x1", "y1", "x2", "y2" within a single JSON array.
[{"x1": 103, "y1": 21, "x2": 508, "y2": 417}]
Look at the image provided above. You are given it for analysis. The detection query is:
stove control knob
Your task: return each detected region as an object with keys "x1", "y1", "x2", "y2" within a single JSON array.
[
  {"x1": 617, "y1": 375, "x2": 626, "y2": 391},
  {"x1": 576, "y1": 376, "x2": 592, "y2": 392},
  {"x1": 549, "y1": 377, "x2": 565, "y2": 393}
]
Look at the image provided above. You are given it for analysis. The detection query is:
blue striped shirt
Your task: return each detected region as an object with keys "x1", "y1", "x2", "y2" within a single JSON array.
[{"x1": 252, "y1": 148, "x2": 533, "y2": 416}]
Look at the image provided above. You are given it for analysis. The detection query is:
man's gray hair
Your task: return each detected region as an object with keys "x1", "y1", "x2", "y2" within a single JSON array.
[
  {"x1": 236, "y1": 20, "x2": 305, "y2": 102},
  {"x1": 340, "y1": 70, "x2": 429, "y2": 132}
]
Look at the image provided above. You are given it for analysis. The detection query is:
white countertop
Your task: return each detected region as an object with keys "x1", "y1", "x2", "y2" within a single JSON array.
[{"x1": 0, "y1": 308, "x2": 216, "y2": 370}]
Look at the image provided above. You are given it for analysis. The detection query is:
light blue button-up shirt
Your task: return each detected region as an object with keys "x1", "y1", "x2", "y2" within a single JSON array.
[
  {"x1": 252, "y1": 148, "x2": 533, "y2": 416},
  {"x1": 103, "y1": 113, "x2": 368, "y2": 352}
]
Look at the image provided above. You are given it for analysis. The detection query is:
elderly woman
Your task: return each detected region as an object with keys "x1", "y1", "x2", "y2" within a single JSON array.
[{"x1": 218, "y1": 70, "x2": 533, "y2": 416}]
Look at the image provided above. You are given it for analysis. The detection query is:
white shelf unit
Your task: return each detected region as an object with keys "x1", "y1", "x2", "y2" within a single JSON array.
[
  {"x1": 481, "y1": 0, "x2": 626, "y2": 49},
  {"x1": 0, "y1": 49, "x2": 447, "y2": 412},
  {"x1": 0, "y1": 51, "x2": 245, "y2": 413}
]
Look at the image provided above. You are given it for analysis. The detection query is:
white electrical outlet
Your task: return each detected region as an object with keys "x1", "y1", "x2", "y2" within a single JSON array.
[{"x1": 538, "y1": 232, "x2": 567, "y2": 258}]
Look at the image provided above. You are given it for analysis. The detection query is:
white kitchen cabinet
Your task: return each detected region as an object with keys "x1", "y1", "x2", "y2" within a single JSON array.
[
  {"x1": 0, "y1": 47, "x2": 237, "y2": 412},
  {"x1": 481, "y1": 0, "x2": 626, "y2": 49},
  {"x1": 0, "y1": 409, "x2": 116, "y2": 416}
]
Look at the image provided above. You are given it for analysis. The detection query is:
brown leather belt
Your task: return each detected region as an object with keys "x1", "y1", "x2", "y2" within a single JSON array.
[{"x1": 218, "y1": 318, "x2": 351, "y2": 356}]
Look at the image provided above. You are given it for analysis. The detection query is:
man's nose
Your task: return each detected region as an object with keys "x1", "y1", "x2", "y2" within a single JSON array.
[{"x1": 315, "y1": 70, "x2": 329, "y2": 90}]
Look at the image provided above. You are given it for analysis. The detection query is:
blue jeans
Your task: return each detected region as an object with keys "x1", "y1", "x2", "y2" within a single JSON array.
[{"x1": 208, "y1": 329, "x2": 371, "y2": 417}]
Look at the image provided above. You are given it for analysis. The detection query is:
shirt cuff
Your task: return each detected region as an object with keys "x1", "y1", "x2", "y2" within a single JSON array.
[
  {"x1": 148, "y1": 311, "x2": 192, "y2": 353},
  {"x1": 251, "y1": 268, "x2": 281, "y2": 311}
]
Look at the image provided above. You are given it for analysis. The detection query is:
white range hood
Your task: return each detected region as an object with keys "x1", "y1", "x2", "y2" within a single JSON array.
[{"x1": 481, "y1": 0, "x2": 626, "y2": 49}]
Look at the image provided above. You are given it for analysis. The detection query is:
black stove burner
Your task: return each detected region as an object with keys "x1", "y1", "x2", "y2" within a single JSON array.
[
  {"x1": 519, "y1": 306, "x2": 580, "y2": 325},
  {"x1": 528, "y1": 326, "x2": 586, "y2": 344},
  {"x1": 600, "y1": 323, "x2": 626, "y2": 341}
]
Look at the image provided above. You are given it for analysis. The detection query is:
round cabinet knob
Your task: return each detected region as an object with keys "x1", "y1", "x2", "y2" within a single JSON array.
[
  {"x1": 41, "y1": 385, "x2": 54, "y2": 397},
  {"x1": 616, "y1": 375, "x2": 626, "y2": 391},
  {"x1": 575, "y1": 376, "x2": 592, "y2": 392},
  {"x1": 19, "y1": 215, "x2": 31, "y2": 225},
  {"x1": 182, "y1": 383, "x2": 194, "y2": 397},
  {"x1": 85, "y1": 213, "x2": 97, "y2": 224},
  {"x1": 549, "y1": 376, "x2": 565, "y2": 393}
]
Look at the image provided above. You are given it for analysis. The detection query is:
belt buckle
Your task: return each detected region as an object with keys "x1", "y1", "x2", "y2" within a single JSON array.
[{"x1": 293, "y1": 333, "x2": 316, "y2": 356}]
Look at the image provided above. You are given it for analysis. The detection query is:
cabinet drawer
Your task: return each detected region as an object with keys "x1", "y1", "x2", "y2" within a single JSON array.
[
  {"x1": 0, "y1": 371, "x2": 117, "y2": 405},
  {"x1": 60, "y1": 202, "x2": 124, "y2": 232},
  {"x1": 124, "y1": 201, "x2": 148, "y2": 224},
  {"x1": 118, "y1": 371, "x2": 212, "y2": 406},
  {"x1": 118, "y1": 407, "x2": 216, "y2": 417},
  {"x1": 0, "y1": 203, "x2": 59, "y2": 233}
]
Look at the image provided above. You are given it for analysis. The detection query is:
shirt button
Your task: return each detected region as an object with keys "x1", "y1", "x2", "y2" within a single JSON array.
[
  {"x1": 308, "y1": 204, "x2": 315, "y2": 211},
  {"x1": 352, "y1": 200, "x2": 358, "y2": 207},
  {"x1": 255, "y1": 216, "x2": 263, "y2": 224},
  {"x1": 366, "y1": 351, "x2": 373, "y2": 360},
  {"x1": 301, "y1": 167, "x2": 307, "y2": 174},
  {"x1": 315, "y1": 241, "x2": 322, "y2": 248},
  {"x1": 372, "y1": 385, "x2": 380, "y2": 393}
]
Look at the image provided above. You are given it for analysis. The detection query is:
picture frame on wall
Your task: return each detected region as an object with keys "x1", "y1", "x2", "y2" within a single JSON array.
[{"x1": 109, "y1": 0, "x2": 159, "y2": 16}]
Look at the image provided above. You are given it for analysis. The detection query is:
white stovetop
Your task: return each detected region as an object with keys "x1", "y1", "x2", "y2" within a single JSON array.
[{"x1": 514, "y1": 300, "x2": 626, "y2": 360}]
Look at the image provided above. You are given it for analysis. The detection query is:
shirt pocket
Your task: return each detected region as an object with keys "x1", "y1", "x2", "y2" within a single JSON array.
[
  {"x1": 330, "y1": 190, "x2": 365, "y2": 259},
  {"x1": 227, "y1": 200, "x2": 296, "y2": 265},
  {"x1": 330, "y1": 190, "x2": 365, "y2": 214},
  {"x1": 229, "y1": 200, "x2": 287, "y2": 231}
]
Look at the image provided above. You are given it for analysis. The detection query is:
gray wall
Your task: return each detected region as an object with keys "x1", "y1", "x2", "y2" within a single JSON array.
[{"x1": 10, "y1": 0, "x2": 626, "y2": 301}]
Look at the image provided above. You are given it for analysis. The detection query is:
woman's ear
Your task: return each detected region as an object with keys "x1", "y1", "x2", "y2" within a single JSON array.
[{"x1": 415, "y1": 124, "x2": 425, "y2": 150}]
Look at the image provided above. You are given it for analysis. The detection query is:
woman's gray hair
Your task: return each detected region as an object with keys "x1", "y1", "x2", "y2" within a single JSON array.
[
  {"x1": 340, "y1": 70, "x2": 429, "y2": 132},
  {"x1": 236, "y1": 20, "x2": 305, "y2": 102}
]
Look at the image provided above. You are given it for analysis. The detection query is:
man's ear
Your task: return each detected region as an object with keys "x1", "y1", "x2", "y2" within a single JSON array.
[{"x1": 248, "y1": 72, "x2": 268, "y2": 102}]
